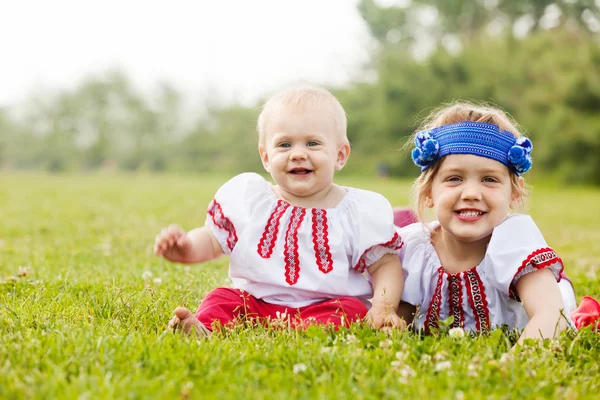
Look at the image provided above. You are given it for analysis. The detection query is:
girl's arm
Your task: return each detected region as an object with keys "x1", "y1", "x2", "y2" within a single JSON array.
[
  {"x1": 515, "y1": 268, "x2": 569, "y2": 344},
  {"x1": 367, "y1": 253, "x2": 406, "y2": 329}
]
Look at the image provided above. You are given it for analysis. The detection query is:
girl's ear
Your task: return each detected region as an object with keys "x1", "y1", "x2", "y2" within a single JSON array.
[
  {"x1": 425, "y1": 193, "x2": 434, "y2": 208},
  {"x1": 510, "y1": 176, "x2": 525, "y2": 209},
  {"x1": 335, "y1": 143, "x2": 351, "y2": 171}
]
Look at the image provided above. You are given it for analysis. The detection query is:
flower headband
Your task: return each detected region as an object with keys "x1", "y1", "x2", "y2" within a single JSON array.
[{"x1": 411, "y1": 121, "x2": 533, "y2": 175}]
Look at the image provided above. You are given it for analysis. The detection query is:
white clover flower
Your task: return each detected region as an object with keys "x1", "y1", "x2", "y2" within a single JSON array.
[
  {"x1": 345, "y1": 334, "x2": 358, "y2": 344},
  {"x1": 379, "y1": 339, "x2": 393, "y2": 349},
  {"x1": 433, "y1": 351, "x2": 448, "y2": 361},
  {"x1": 448, "y1": 327, "x2": 465, "y2": 338},
  {"x1": 142, "y1": 270, "x2": 153, "y2": 280},
  {"x1": 293, "y1": 363, "x2": 307, "y2": 374},
  {"x1": 398, "y1": 365, "x2": 416, "y2": 384},
  {"x1": 153, "y1": 278, "x2": 162, "y2": 285},
  {"x1": 435, "y1": 361, "x2": 452, "y2": 372},
  {"x1": 400, "y1": 366, "x2": 415, "y2": 377},
  {"x1": 467, "y1": 363, "x2": 479, "y2": 377},
  {"x1": 421, "y1": 354, "x2": 432, "y2": 363}
]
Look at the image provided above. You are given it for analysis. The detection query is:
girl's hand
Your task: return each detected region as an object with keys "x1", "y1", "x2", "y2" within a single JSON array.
[
  {"x1": 154, "y1": 224, "x2": 193, "y2": 263},
  {"x1": 367, "y1": 304, "x2": 407, "y2": 332}
]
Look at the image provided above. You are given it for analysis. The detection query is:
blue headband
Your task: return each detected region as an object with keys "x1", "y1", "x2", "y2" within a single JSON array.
[{"x1": 411, "y1": 121, "x2": 533, "y2": 175}]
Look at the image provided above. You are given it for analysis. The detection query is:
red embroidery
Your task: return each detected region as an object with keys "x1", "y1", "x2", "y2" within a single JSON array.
[
  {"x1": 384, "y1": 232, "x2": 405, "y2": 250},
  {"x1": 509, "y1": 247, "x2": 564, "y2": 300},
  {"x1": 447, "y1": 273, "x2": 465, "y2": 328},
  {"x1": 257, "y1": 200, "x2": 290, "y2": 258},
  {"x1": 425, "y1": 267, "x2": 444, "y2": 333},
  {"x1": 283, "y1": 207, "x2": 306, "y2": 285},
  {"x1": 207, "y1": 199, "x2": 238, "y2": 251},
  {"x1": 464, "y1": 270, "x2": 490, "y2": 332},
  {"x1": 312, "y1": 209, "x2": 333, "y2": 273},
  {"x1": 353, "y1": 232, "x2": 404, "y2": 273}
]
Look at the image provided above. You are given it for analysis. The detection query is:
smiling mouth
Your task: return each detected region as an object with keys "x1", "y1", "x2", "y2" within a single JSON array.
[
  {"x1": 289, "y1": 168, "x2": 313, "y2": 175},
  {"x1": 455, "y1": 210, "x2": 485, "y2": 217}
]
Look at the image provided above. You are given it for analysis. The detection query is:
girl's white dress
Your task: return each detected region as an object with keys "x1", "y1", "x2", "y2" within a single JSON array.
[
  {"x1": 399, "y1": 214, "x2": 577, "y2": 332},
  {"x1": 205, "y1": 173, "x2": 403, "y2": 308}
]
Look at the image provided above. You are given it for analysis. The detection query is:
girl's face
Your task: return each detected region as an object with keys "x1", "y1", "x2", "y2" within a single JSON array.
[
  {"x1": 258, "y1": 105, "x2": 350, "y2": 206},
  {"x1": 427, "y1": 154, "x2": 522, "y2": 244}
]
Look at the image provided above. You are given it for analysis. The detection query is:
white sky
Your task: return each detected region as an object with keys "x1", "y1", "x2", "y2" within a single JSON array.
[{"x1": 0, "y1": 0, "x2": 380, "y2": 108}]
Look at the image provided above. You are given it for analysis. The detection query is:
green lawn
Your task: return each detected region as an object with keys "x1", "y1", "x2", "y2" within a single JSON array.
[{"x1": 1, "y1": 173, "x2": 599, "y2": 399}]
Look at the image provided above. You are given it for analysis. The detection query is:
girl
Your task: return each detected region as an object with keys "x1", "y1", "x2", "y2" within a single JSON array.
[
  {"x1": 154, "y1": 84, "x2": 405, "y2": 337},
  {"x1": 397, "y1": 102, "x2": 586, "y2": 342}
]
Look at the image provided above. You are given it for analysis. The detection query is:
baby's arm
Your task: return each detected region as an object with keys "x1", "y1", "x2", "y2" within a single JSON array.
[
  {"x1": 367, "y1": 253, "x2": 406, "y2": 330},
  {"x1": 516, "y1": 268, "x2": 569, "y2": 344},
  {"x1": 154, "y1": 224, "x2": 223, "y2": 264}
]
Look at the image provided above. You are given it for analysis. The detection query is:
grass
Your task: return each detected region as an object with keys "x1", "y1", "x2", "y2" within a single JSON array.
[{"x1": 1, "y1": 172, "x2": 599, "y2": 399}]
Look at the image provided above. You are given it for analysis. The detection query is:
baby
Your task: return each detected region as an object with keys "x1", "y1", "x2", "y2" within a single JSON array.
[{"x1": 154, "y1": 84, "x2": 405, "y2": 337}]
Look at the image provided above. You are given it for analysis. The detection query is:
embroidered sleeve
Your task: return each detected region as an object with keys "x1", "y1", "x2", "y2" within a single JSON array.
[
  {"x1": 354, "y1": 232, "x2": 403, "y2": 273},
  {"x1": 484, "y1": 214, "x2": 564, "y2": 301},
  {"x1": 508, "y1": 247, "x2": 563, "y2": 301},
  {"x1": 350, "y1": 191, "x2": 404, "y2": 273},
  {"x1": 205, "y1": 173, "x2": 264, "y2": 255},
  {"x1": 207, "y1": 199, "x2": 238, "y2": 253}
]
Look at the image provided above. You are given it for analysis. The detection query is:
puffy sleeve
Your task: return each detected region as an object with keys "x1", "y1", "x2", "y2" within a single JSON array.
[
  {"x1": 205, "y1": 173, "x2": 269, "y2": 255},
  {"x1": 349, "y1": 190, "x2": 404, "y2": 273},
  {"x1": 398, "y1": 222, "x2": 432, "y2": 306},
  {"x1": 484, "y1": 214, "x2": 564, "y2": 301}
]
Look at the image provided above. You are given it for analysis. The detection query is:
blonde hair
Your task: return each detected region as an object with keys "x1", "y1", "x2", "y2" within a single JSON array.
[
  {"x1": 256, "y1": 84, "x2": 348, "y2": 146},
  {"x1": 410, "y1": 102, "x2": 529, "y2": 221}
]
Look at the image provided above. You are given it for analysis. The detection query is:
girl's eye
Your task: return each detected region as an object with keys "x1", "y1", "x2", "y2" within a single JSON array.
[
  {"x1": 483, "y1": 177, "x2": 499, "y2": 183},
  {"x1": 307, "y1": 141, "x2": 319, "y2": 147},
  {"x1": 446, "y1": 176, "x2": 462, "y2": 182}
]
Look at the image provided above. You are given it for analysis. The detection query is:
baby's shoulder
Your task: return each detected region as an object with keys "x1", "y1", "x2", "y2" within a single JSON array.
[
  {"x1": 397, "y1": 221, "x2": 434, "y2": 245},
  {"x1": 215, "y1": 173, "x2": 271, "y2": 199},
  {"x1": 345, "y1": 187, "x2": 392, "y2": 208}
]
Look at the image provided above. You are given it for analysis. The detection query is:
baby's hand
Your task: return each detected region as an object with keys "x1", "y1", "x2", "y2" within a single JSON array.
[
  {"x1": 154, "y1": 224, "x2": 193, "y2": 263},
  {"x1": 367, "y1": 304, "x2": 407, "y2": 332}
]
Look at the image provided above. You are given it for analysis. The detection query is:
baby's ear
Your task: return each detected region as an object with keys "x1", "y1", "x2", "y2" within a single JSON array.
[
  {"x1": 258, "y1": 145, "x2": 270, "y2": 173},
  {"x1": 510, "y1": 176, "x2": 525, "y2": 209},
  {"x1": 335, "y1": 143, "x2": 351, "y2": 171}
]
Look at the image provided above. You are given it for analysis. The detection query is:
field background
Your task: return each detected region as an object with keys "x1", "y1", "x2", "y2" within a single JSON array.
[{"x1": 1, "y1": 173, "x2": 599, "y2": 399}]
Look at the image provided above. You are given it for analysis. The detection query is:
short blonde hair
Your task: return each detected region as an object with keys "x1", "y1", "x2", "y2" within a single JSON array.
[
  {"x1": 256, "y1": 84, "x2": 348, "y2": 146},
  {"x1": 410, "y1": 102, "x2": 529, "y2": 221}
]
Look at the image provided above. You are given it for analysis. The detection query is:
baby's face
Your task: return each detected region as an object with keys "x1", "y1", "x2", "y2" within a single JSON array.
[{"x1": 258, "y1": 105, "x2": 349, "y2": 204}]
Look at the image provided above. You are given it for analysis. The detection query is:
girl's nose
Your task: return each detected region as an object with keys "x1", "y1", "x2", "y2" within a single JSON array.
[{"x1": 461, "y1": 182, "x2": 483, "y2": 201}]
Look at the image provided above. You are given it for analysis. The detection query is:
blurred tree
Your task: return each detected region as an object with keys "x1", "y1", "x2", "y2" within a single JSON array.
[{"x1": 359, "y1": 0, "x2": 600, "y2": 51}]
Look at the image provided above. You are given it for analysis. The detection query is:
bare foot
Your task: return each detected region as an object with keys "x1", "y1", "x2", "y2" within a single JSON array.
[{"x1": 168, "y1": 307, "x2": 211, "y2": 338}]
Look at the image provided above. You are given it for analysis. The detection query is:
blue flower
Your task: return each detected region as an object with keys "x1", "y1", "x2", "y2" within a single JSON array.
[
  {"x1": 508, "y1": 137, "x2": 533, "y2": 174},
  {"x1": 411, "y1": 131, "x2": 440, "y2": 169}
]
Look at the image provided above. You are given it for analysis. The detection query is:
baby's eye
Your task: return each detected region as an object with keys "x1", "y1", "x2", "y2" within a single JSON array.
[
  {"x1": 278, "y1": 142, "x2": 291, "y2": 148},
  {"x1": 307, "y1": 141, "x2": 319, "y2": 147}
]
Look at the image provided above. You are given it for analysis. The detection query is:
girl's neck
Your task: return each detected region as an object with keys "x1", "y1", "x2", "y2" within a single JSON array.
[{"x1": 431, "y1": 226, "x2": 490, "y2": 274}]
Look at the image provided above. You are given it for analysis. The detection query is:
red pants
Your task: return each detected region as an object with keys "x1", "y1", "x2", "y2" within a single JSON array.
[{"x1": 195, "y1": 287, "x2": 368, "y2": 331}]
